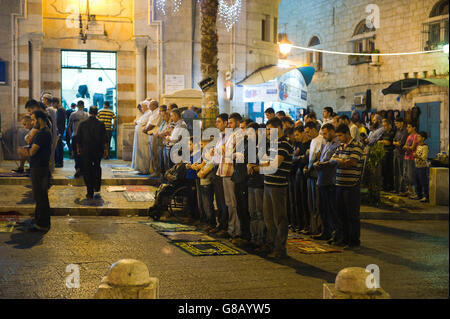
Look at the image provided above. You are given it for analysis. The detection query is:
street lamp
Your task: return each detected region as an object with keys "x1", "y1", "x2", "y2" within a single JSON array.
[{"x1": 279, "y1": 34, "x2": 293, "y2": 56}]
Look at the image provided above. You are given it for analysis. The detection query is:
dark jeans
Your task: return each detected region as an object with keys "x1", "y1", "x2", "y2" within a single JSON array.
[
  {"x1": 382, "y1": 151, "x2": 394, "y2": 191},
  {"x1": 105, "y1": 131, "x2": 113, "y2": 152},
  {"x1": 212, "y1": 169, "x2": 228, "y2": 230},
  {"x1": 393, "y1": 154, "x2": 405, "y2": 193},
  {"x1": 263, "y1": 185, "x2": 288, "y2": 255},
  {"x1": 287, "y1": 173, "x2": 299, "y2": 229},
  {"x1": 235, "y1": 181, "x2": 250, "y2": 241},
  {"x1": 73, "y1": 136, "x2": 82, "y2": 171},
  {"x1": 182, "y1": 179, "x2": 198, "y2": 219},
  {"x1": 336, "y1": 185, "x2": 361, "y2": 246},
  {"x1": 163, "y1": 147, "x2": 173, "y2": 174},
  {"x1": 81, "y1": 155, "x2": 102, "y2": 196},
  {"x1": 93, "y1": 93, "x2": 104, "y2": 108},
  {"x1": 295, "y1": 168, "x2": 309, "y2": 231},
  {"x1": 318, "y1": 185, "x2": 337, "y2": 239},
  {"x1": 55, "y1": 135, "x2": 64, "y2": 166},
  {"x1": 307, "y1": 177, "x2": 321, "y2": 234},
  {"x1": 31, "y1": 166, "x2": 51, "y2": 229},
  {"x1": 200, "y1": 184, "x2": 215, "y2": 226},
  {"x1": 77, "y1": 85, "x2": 89, "y2": 99},
  {"x1": 414, "y1": 167, "x2": 429, "y2": 199}
]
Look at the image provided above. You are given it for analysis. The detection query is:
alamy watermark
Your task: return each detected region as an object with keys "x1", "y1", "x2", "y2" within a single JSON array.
[
  {"x1": 365, "y1": 264, "x2": 380, "y2": 289},
  {"x1": 65, "y1": 264, "x2": 80, "y2": 288}
]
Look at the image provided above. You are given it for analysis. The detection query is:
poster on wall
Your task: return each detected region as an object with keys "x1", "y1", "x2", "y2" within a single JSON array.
[
  {"x1": 165, "y1": 75, "x2": 185, "y2": 94},
  {"x1": 243, "y1": 82, "x2": 278, "y2": 103},
  {"x1": 277, "y1": 70, "x2": 308, "y2": 108}
]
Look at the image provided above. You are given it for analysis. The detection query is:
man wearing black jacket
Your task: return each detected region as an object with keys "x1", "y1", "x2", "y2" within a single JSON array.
[{"x1": 76, "y1": 106, "x2": 108, "y2": 200}]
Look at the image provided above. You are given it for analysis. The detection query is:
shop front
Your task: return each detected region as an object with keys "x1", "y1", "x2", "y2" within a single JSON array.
[{"x1": 237, "y1": 65, "x2": 314, "y2": 123}]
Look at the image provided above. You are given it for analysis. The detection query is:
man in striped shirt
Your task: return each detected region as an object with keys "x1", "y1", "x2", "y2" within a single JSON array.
[
  {"x1": 258, "y1": 117, "x2": 293, "y2": 259},
  {"x1": 330, "y1": 124, "x2": 364, "y2": 249},
  {"x1": 97, "y1": 102, "x2": 116, "y2": 159}
]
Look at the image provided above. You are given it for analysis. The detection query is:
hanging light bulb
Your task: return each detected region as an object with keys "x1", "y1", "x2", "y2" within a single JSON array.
[{"x1": 279, "y1": 34, "x2": 293, "y2": 56}]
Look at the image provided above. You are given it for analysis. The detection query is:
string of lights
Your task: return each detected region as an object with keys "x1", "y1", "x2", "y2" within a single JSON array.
[{"x1": 285, "y1": 44, "x2": 447, "y2": 56}]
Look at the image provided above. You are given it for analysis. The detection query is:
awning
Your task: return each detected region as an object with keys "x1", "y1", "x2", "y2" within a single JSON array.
[
  {"x1": 237, "y1": 64, "x2": 297, "y2": 85},
  {"x1": 298, "y1": 66, "x2": 315, "y2": 86},
  {"x1": 382, "y1": 77, "x2": 449, "y2": 95}
]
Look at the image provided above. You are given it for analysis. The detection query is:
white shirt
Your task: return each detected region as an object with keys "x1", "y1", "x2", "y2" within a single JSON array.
[
  {"x1": 349, "y1": 123, "x2": 360, "y2": 143},
  {"x1": 309, "y1": 134, "x2": 325, "y2": 167},
  {"x1": 167, "y1": 120, "x2": 187, "y2": 147},
  {"x1": 145, "y1": 107, "x2": 162, "y2": 135},
  {"x1": 92, "y1": 81, "x2": 107, "y2": 95}
]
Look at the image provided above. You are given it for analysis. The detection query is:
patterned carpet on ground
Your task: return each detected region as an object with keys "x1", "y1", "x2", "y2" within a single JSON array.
[
  {"x1": 123, "y1": 191, "x2": 155, "y2": 202},
  {"x1": 139, "y1": 220, "x2": 197, "y2": 232},
  {"x1": 170, "y1": 241, "x2": 246, "y2": 256},
  {"x1": 0, "y1": 172, "x2": 28, "y2": 177},
  {"x1": 0, "y1": 213, "x2": 20, "y2": 232},
  {"x1": 287, "y1": 239, "x2": 342, "y2": 254},
  {"x1": 160, "y1": 231, "x2": 216, "y2": 242}
]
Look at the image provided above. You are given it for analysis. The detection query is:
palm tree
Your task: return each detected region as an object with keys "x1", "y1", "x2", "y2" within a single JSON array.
[{"x1": 199, "y1": 0, "x2": 219, "y2": 127}]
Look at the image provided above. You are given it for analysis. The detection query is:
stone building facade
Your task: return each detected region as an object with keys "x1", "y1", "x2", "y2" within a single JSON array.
[
  {"x1": 0, "y1": 0, "x2": 279, "y2": 159},
  {"x1": 279, "y1": 0, "x2": 449, "y2": 153}
]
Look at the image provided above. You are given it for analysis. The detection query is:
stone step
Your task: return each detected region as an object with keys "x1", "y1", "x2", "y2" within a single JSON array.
[
  {"x1": 0, "y1": 160, "x2": 161, "y2": 186},
  {"x1": 0, "y1": 185, "x2": 156, "y2": 217}
]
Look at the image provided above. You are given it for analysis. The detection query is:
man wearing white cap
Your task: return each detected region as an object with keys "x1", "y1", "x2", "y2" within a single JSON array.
[{"x1": 131, "y1": 100, "x2": 152, "y2": 174}]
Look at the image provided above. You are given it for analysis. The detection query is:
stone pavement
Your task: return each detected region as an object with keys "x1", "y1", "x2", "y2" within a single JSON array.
[{"x1": 0, "y1": 217, "x2": 448, "y2": 299}]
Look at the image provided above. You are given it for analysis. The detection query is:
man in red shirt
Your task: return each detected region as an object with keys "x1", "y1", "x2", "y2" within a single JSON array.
[{"x1": 403, "y1": 123, "x2": 419, "y2": 198}]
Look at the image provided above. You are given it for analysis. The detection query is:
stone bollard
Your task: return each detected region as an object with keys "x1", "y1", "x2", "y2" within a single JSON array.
[
  {"x1": 94, "y1": 259, "x2": 159, "y2": 299},
  {"x1": 323, "y1": 267, "x2": 390, "y2": 299}
]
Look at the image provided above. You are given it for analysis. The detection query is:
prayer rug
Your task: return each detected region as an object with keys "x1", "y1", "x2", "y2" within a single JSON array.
[
  {"x1": 106, "y1": 186, "x2": 127, "y2": 192},
  {"x1": 113, "y1": 174, "x2": 148, "y2": 178},
  {"x1": 139, "y1": 221, "x2": 196, "y2": 232},
  {"x1": 171, "y1": 241, "x2": 246, "y2": 256},
  {"x1": 0, "y1": 172, "x2": 28, "y2": 177},
  {"x1": 111, "y1": 166, "x2": 135, "y2": 172},
  {"x1": 0, "y1": 214, "x2": 20, "y2": 233},
  {"x1": 160, "y1": 231, "x2": 216, "y2": 242},
  {"x1": 126, "y1": 186, "x2": 154, "y2": 192},
  {"x1": 287, "y1": 239, "x2": 342, "y2": 254},
  {"x1": 123, "y1": 192, "x2": 155, "y2": 202}
]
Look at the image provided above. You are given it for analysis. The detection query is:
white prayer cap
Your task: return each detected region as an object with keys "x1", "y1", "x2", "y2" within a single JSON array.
[{"x1": 141, "y1": 100, "x2": 150, "y2": 108}]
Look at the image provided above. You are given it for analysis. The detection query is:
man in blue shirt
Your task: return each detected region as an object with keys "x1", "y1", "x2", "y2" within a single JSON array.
[{"x1": 313, "y1": 123, "x2": 340, "y2": 241}]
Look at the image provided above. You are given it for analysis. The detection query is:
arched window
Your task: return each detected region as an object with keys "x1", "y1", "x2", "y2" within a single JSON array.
[
  {"x1": 353, "y1": 20, "x2": 376, "y2": 36},
  {"x1": 352, "y1": 20, "x2": 376, "y2": 54},
  {"x1": 307, "y1": 36, "x2": 322, "y2": 71},
  {"x1": 424, "y1": 0, "x2": 449, "y2": 50},
  {"x1": 430, "y1": 0, "x2": 449, "y2": 18}
]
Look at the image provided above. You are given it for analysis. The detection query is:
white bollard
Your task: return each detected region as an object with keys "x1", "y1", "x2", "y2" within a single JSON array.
[
  {"x1": 94, "y1": 259, "x2": 159, "y2": 299},
  {"x1": 323, "y1": 267, "x2": 390, "y2": 299}
]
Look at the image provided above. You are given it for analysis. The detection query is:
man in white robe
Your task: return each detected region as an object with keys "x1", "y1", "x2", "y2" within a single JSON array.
[
  {"x1": 131, "y1": 101, "x2": 152, "y2": 174},
  {"x1": 144, "y1": 100, "x2": 162, "y2": 177}
]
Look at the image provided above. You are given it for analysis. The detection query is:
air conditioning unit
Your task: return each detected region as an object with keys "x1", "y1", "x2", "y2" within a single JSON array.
[{"x1": 353, "y1": 94, "x2": 366, "y2": 107}]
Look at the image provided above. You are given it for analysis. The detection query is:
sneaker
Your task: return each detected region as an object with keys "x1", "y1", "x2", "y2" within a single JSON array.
[
  {"x1": 27, "y1": 225, "x2": 49, "y2": 233},
  {"x1": 419, "y1": 197, "x2": 429, "y2": 203},
  {"x1": 12, "y1": 167, "x2": 24, "y2": 173},
  {"x1": 216, "y1": 230, "x2": 231, "y2": 239},
  {"x1": 267, "y1": 251, "x2": 288, "y2": 260},
  {"x1": 208, "y1": 227, "x2": 221, "y2": 234},
  {"x1": 409, "y1": 195, "x2": 420, "y2": 200},
  {"x1": 231, "y1": 237, "x2": 249, "y2": 247},
  {"x1": 254, "y1": 244, "x2": 272, "y2": 254}
]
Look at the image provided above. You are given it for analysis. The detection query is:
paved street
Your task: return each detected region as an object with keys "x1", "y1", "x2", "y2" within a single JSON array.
[{"x1": 0, "y1": 217, "x2": 448, "y2": 299}]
